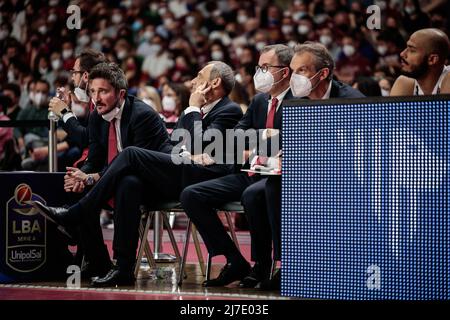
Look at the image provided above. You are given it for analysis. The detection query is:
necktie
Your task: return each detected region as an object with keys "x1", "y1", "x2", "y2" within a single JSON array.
[
  {"x1": 107, "y1": 118, "x2": 118, "y2": 164},
  {"x1": 266, "y1": 97, "x2": 278, "y2": 129}
]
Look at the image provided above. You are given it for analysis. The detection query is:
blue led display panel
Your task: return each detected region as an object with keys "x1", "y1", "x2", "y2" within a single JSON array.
[{"x1": 281, "y1": 96, "x2": 449, "y2": 300}]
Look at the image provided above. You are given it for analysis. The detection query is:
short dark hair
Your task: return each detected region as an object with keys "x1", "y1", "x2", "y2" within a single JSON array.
[
  {"x1": 2, "y1": 83, "x2": 21, "y2": 98},
  {"x1": 89, "y1": 62, "x2": 128, "y2": 91},
  {"x1": 76, "y1": 49, "x2": 107, "y2": 73}
]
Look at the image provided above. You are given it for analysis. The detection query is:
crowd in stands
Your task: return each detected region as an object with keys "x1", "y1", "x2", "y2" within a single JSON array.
[{"x1": 0, "y1": 0, "x2": 449, "y2": 171}]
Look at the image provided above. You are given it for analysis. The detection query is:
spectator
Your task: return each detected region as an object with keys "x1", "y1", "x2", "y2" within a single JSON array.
[
  {"x1": 2, "y1": 83, "x2": 21, "y2": 120},
  {"x1": 353, "y1": 76, "x2": 382, "y2": 97},
  {"x1": 161, "y1": 82, "x2": 190, "y2": 127}
]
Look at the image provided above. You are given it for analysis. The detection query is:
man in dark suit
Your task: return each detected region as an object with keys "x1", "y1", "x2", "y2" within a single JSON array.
[
  {"x1": 34, "y1": 62, "x2": 172, "y2": 278},
  {"x1": 179, "y1": 44, "x2": 294, "y2": 288},
  {"x1": 244, "y1": 42, "x2": 365, "y2": 291},
  {"x1": 33, "y1": 61, "x2": 243, "y2": 287}
]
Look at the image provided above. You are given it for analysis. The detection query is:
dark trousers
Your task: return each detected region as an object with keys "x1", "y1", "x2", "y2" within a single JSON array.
[
  {"x1": 242, "y1": 176, "x2": 281, "y2": 263},
  {"x1": 180, "y1": 173, "x2": 260, "y2": 258},
  {"x1": 76, "y1": 146, "x2": 231, "y2": 270}
]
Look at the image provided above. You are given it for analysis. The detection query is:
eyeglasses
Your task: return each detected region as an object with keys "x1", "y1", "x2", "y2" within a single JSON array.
[
  {"x1": 70, "y1": 69, "x2": 85, "y2": 75},
  {"x1": 255, "y1": 65, "x2": 287, "y2": 73}
]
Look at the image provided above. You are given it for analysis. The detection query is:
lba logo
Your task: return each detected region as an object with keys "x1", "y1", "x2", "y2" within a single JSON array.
[{"x1": 6, "y1": 184, "x2": 47, "y2": 272}]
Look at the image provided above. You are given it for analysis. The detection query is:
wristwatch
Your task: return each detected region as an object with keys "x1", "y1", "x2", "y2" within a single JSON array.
[
  {"x1": 85, "y1": 174, "x2": 95, "y2": 186},
  {"x1": 60, "y1": 108, "x2": 69, "y2": 115}
]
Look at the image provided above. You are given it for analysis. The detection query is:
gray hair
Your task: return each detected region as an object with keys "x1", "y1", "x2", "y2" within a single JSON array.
[
  {"x1": 207, "y1": 61, "x2": 235, "y2": 96},
  {"x1": 89, "y1": 62, "x2": 128, "y2": 91},
  {"x1": 294, "y1": 42, "x2": 335, "y2": 80},
  {"x1": 261, "y1": 44, "x2": 294, "y2": 67}
]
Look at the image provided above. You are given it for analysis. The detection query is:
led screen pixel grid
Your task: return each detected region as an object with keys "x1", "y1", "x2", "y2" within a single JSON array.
[{"x1": 281, "y1": 96, "x2": 449, "y2": 300}]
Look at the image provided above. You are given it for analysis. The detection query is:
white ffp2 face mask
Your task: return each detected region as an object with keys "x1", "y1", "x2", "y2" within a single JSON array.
[
  {"x1": 74, "y1": 76, "x2": 90, "y2": 103},
  {"x1": 162, "y1": 96, "x2": 177, "y2": 113},
  {"x1": 253, "y1": 68, "x2": 285, "y2": 93},
  {"x1": 289, "y1": 69, "x2": 323, "y2": 98}
]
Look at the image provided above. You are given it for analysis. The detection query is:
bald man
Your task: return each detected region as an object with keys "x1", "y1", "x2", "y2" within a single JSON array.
[{"x1": 391, "y1": 28, "x2": 450, "y2": 96}]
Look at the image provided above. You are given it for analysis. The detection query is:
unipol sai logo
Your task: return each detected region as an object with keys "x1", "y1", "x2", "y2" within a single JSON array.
[{"x1": 6, "y1": 184, "x2": 47, "y2": 272}]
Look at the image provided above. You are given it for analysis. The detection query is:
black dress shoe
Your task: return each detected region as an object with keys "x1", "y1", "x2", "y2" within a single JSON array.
[
  {"x1": 239, "y1": 262, "x2": 271, "y2": 288},
  {"x1": 202, "y1": 260, "x2": 250, "y2": 287},
  {"x1": 31, "y1": 201, "x2": 75, "y2": 239},
  {"x1": 80, "y1": 261, "x2": 113, "y2": 280},
  {"x1": 259, "y1": 269, "x2": 281, "y2": 291},
  {"x1": 90, "y1": 267, "x2": 135, "y2": 287}
]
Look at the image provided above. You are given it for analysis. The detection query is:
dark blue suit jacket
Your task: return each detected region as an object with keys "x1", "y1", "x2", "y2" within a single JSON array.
[
  {"x1": 81, "y1": 95, "x2": 172, "y2": 175},
  {"x1": 231, "y1": 89, "x2": 293, "y2": 169},
  {"x1": 330, "y1": 80, "x2": 365, "y2": 98}
]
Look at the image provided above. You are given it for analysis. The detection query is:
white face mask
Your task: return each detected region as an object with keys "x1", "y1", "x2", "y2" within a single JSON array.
[
  {"x1": 0, "y1": 29, "x2": 9, "y2": 40},
  {"x1": 253, "y1": 68, "x2": 285, "y2": 93},
  {"x1": 298, "y1": 25, "x2": 310, "y2": 35},
  {"x1": 211, "y1": 51, "x2": 224, "y2": 61},
  {"x1": 112, "y1": 14, "x2": 122, "y2": 24},
  {"x1": 380, "y1": 88, "x2": 390, "y2": 97},
  {"x1": 51, "y1": 59, "x2": 62, "y2": 70},
  {"x1": 290, "y1": 70, "x2": 323, "y2": 97},
  {"x1": 71, "y1": 101, "x2": 86, "y2": 117},
  {"x1": 34, "y1": 92, "x2": 48, "y2": 107},
  {"x1": 78, "y1": 34, "x2": 90, "y2": 46},
  {"x1": 62, "y1": 49, "x2": 73, "y2": 59},
  {"x1": 142, "y1": 31, "x2": 153, "y2": 41},
  {"x1": 7, "y1": 69, "x2": 15, "y2": 83},
  {"x1": 377, "y1": 45, "x2": 388, "y2": 56},
  {"x1": 320, "y1": 35, "x2": 332, "y2": 46},
  {"x1": 237, "y1": 15, "x2": 248, "y2": 24},
  {"x1": 342, "y1": 44, "x2": 356, "y2": 57},
  {"x1": 162, "y1": 96, "x2": 176, "y2": 112},
  {"x1": 74, "y1": 77, "x2": 90, "y2": 103},
  {"x1": 281, "y1": 25, "x2": 293, "y2": 35},
  {"x1": 117, "y1": 50, "x2": 127, "y2": 60},
  {"x1": 255, "y1": 42, "x2": 266, "y2": 51}
]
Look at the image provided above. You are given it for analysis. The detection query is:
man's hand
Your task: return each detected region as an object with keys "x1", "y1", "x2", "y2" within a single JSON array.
[
  {"x1": 190, "y1": 153, "x2": 216, "y2": 166},
  {"x1": 49, "y1": 97, "x2": 70, "y2": 117},
  {"x1": 66, "y1": 166, "x2": 88, "y2": 182},
  {"x1": 189, "y1": 82, "x2": 212, "y2": 107}
]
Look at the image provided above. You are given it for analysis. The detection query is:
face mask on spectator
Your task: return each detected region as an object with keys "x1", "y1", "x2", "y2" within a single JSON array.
[
  {"x1": 292, "y1": 11, "x2": 307, "y2": 22},
  {"x1": 255, "y1": 42, "x2": 266, "y2": 51},
  {"x1": 381, "y1": 88, "x2": 390, "y2": 97},
  {"x1": 282, "y1": 25, "x2": 293, "y2": 35},
  {"x1": 48, "y1": 14, "x2": 57, "y2": 23},
  {"x1": 49, "y1": 0, "x2": 59, "y2": 6},
  {"x1": 235, "y1": 46, "x2": 243, "y2": 57},
  {"x1": 117, "y1": 50, "x2": 127, "y2": 60},
  {"x1": 290, "y1": 69, "x2": 323, "y2": 97},
  {"x1": 237, "y1": 15, "x2": 247, "y2": 24},
  {"x1": 132, "y1": 21, "x2": 143, "y2": 31},
  {"x1": 7, "y1": 69, "x2": 15, "y2": 83},
  {"x1": 38, "y1": 25, "x2": 47, "y2": 35},
  {"x1": 143, "y1": 31, "x2": 154, "y2": 41},
  {"x1": 71, "y1": 101, "x2": 86, "y2": 117},
  {"x1": 235, "y1": 73, "x2": 243, "y2": 83},
  {"x1": 162, "y1": 96, "x2": 176, "y2": 113},
  {"x1": 0, "y1": 29, "x2": 9, "y2": 40},
  {"x1": 39, "y1": 67, "x2": 48, "y2": 75},
  {"x1": 298, "y1": 25, "x2": 310, "y2": 35},
  {"x1": 164, "y1": 19, "x2": 173, "y2": 28},
  {"x1": 320, "y1": 35, "x2": 332, "y2": 46},
  {"x1": 211, "y1": 51, "x2": 224, "y2": 61},
  {"x1": 314, "y1": 14, "x2": 328, "y2": 25},
  {"x1": 253, "y1": 68, "x2": 285, "y2": 93},
  {"x1": 186, "y1": 15, "x2": 195, "y2": 25},
  {"x1": 62, "y1": 49, "x2": 73, "y2": 59},
  {"x1": 34, "y1": 92, "x2": 48, "y2": 107},
  {"x1": 342, "y1": 44, "x2": 355, "y2": 57},
  {"x1": 377, "y1": 45, "x2": 388, "y2": 56},
  {"x1": 151, "y1": 44, "x2": 162, "y2": 53},
  {"x1": 404, "y1": 6, "x2": 415, "y2": 15},
  {"x1": 51, "y1": 59, "x2": 61, "y2": 70},
  {"x1": 112, "y1": 14, "x2": 122, "y2": 24},
  {"x1": 78, "y1": 35, "x2": 90, "y2": 46},
  {"x1": 74, "y1": 78, "x2": 90, "y2": 103}
]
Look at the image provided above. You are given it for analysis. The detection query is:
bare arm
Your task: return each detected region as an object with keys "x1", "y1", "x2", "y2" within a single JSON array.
[{"x1": 390, "y1": 76, "x2": 415, "y2": 96}]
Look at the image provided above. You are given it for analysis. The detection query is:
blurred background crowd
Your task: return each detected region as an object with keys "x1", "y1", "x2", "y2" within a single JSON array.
[{"x1": 0, "y1": 0, "x2": 449, "y2": 172}]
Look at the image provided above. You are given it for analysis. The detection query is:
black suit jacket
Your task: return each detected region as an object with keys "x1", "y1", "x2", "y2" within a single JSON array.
[
  {"x1": 330, "y1": 80, "x2": 365, "y2": 98},
  {"x1": 81, "y1": 95, "x2": 172, "y2": 175},
  {"x1": 61, "y1": 114, "x2": 89, "y2": 149},
  {"x1": 232, "y1": 89, "x2": 293, "y2": 167},
  {"x1": 172, "y1": 96, "x2": 243, "y2": 161}
]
